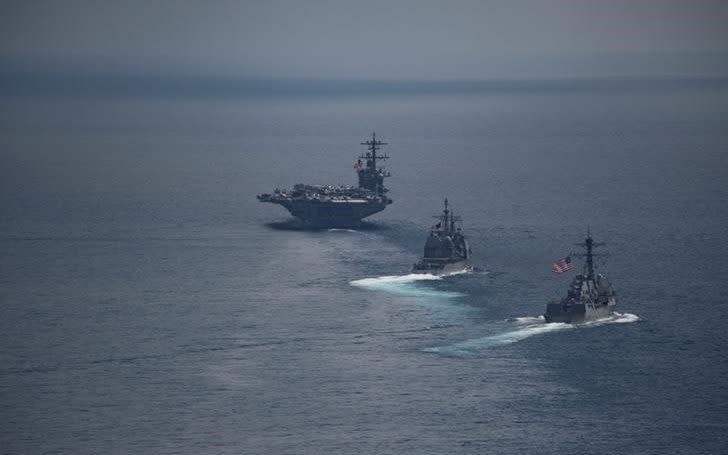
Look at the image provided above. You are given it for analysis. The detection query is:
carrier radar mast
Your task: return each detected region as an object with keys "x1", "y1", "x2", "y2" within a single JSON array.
[
  {"x1": 356, "y1": 132, "x2": 391, "y2": 194},
  {"x1": 360, "y1": 132, "x2": 389, "y2": 171}
]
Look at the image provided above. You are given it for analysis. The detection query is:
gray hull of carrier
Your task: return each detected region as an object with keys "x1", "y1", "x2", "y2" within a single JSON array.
[{"x1": 258, "y1": 185, "x2": 390, "y2": 228}]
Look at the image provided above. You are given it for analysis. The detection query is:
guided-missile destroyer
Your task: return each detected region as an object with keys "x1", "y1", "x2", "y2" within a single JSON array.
[
  {"x1": 544, "y1": 233, "x2": 617, "y2": 323},
  {"x1": 257, "y1": 133, "x2": 392, "y2": 228},
  {"x1": 412, "y1": 199, "x2": 472, "y2": 275}
]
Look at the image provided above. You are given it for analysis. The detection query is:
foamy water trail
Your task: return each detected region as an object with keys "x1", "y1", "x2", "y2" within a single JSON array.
[
  {"x1": 350, "y1": 273, "x2": 466, "y2": 298},
  {"x1": 425, "y1": 312, "x2": 640, "y2": 355},
  {"x1": 327, "y1": 228, "x2": 360, "y2": 233},
  {"x1": 440, "y1": 268, "x2": 473, "y2": 277}
]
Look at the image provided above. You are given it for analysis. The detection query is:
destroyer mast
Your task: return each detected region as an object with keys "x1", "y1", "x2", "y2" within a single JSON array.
[{"x1": 544, "y1": 231, "x2": 617, "y2": 323}]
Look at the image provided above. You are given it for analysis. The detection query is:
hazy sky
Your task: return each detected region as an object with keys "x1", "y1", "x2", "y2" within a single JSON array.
[{"x1": 2, "y1": 0, "x2": 728, "y2": 79}]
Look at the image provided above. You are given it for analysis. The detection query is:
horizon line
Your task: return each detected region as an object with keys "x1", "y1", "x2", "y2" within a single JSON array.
[{"x1": 2, "y1": 70, "x2": 727, "y2": 99}]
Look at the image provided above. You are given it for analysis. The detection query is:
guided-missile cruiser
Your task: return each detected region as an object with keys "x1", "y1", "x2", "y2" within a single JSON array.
[
  {"x1": 412, "y1": 199, "x2": 472, "y2": 275},
  {"x1": 257, "y1": 133, "x2": 392, "y2": 228}
]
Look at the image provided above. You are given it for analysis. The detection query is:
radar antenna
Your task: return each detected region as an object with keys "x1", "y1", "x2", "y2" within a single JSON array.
[
  {"x1": 573, "y1": 230, "x2": 606, "y2": 279},
  {"x1": 356, "y1": 132, "x2": 391, "y2": 193},
  {"x1": 360, "y1": 132, "x2": 389, "y2": 170},
  {"x1": 432, "y1": 198, "x2": 462, "y2": 234}
]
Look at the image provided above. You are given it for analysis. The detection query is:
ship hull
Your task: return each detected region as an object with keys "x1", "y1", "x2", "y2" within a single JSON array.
[
  {"x1": 412, "y1": 260, "x2": 471, "y2": 276},
  {"x1": 266, "y1": 199, "x2": 389, "y2": 228},
  {"x1": 544, "y1": 301, "x2": 615, "y2": 323}
]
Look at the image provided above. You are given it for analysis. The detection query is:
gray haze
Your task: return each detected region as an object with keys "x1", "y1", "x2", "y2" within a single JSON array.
[{"x1": 2, "y1": 0, "x2": 728, "y2": 80}]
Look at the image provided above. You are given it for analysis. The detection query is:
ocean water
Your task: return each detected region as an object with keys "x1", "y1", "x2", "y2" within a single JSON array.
[{"x1": 1, "y1": 81, "x2": 727, "y2": 454}]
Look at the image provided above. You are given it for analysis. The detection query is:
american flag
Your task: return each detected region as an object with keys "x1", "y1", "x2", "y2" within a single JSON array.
[{"x1": 552, "y1": 256, "x2": 573, "y2": 273}]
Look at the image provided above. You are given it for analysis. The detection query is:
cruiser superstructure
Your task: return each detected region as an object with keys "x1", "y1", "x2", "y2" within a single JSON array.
[
  {"x1": 412, "y1": 199, "x2": 472, "y2": 275},
  {"x1": 544, "y1": 233, "x2": 617, "y2": 323},
  {"x1": 257, "y1": 133, "x2": 392, "y2": 228}
]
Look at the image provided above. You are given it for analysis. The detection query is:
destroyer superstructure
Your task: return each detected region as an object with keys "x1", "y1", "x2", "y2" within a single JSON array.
[
  {"x1": 544, "y1": 233, "x2": 617, "y2": 323},
  {"x1": 412, "y1": 199, "x2": 472, "y2": 275},
  {"x1": 257, "y1": 133, "x2": 393, "y2": 228}
]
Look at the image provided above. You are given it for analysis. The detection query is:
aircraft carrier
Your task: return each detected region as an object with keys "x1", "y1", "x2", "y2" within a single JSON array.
[{"x1": 257, "y1": 133, "x2": 392, "y2": 228}]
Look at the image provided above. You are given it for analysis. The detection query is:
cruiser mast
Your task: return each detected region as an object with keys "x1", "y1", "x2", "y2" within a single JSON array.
[{"x1": 433, "y1": 198, "x2": 461, "y2": 234}]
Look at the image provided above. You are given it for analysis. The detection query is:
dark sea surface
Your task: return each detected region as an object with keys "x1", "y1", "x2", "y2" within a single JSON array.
[{"x1": 1, "y1": 81, "x2": 727, "y2": 454}]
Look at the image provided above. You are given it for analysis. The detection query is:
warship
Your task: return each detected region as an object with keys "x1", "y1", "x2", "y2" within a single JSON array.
[
  {"x1": 257, "y1": 133, "x2": 392, "y2": 228},
  {"x1": 544, "y1": 233, "x2": 617, "y2": 323},
  {"x1": 412, "y1": 199, "x2": 472, "y2": 275}
]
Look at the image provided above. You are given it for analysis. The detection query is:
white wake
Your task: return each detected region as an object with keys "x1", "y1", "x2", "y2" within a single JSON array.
[
  {"x1": 424, "y1": 312, "x2": 640, "y2": 354},
  {"x1": 327, "y1": 228, "x2": 360, "y2": 233},
  {"x1": 350, "y1": 273, "x2": 466, "y2": 298}
]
